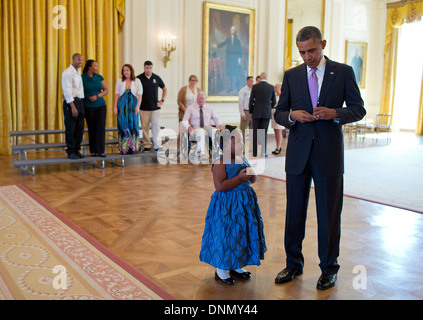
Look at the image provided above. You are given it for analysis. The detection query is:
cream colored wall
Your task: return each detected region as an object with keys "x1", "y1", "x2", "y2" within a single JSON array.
[
  {"x1": 122, "y1": 0, "x2": 388, "y2": 133},
  {"x1": 324, "y1": 0, "x2": 387, "y2": 123},
  {"x1": 123, "y1": 0, "x2": 285, "y2": 133}
]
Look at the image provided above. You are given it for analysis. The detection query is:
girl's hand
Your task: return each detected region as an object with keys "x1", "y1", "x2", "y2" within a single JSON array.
[
  {"x1": 247, "y1": 166, "x2": 258, "y2": 184},
  {"x1": 246, "y1": 167, "x2": 256, "y2": 176},
  {"x1": 238, "y1": 169, "x2": 250, "y2": 181}
]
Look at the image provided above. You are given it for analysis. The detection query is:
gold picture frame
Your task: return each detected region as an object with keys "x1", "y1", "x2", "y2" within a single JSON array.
[
  {"x1": 203, "y1": 2, "x2": 255, "y2": 102},
  {"x1": 345, "y1": 41, "x2": 367, "y2": 89}
]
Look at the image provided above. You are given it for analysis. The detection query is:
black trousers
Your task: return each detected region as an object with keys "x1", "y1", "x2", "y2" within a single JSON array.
[
  {"x1": 252, "y1": 118, "x2": 270, "y2": 156},
  {"x1": 85, "y1": 105, "x2": 107, "y2": 155},
  {"x1": 284, "y1": 141, "x2": 343, "y2": 275},
  {"x1": 63, "y1": 99, "x2": 85, "y2": 155}
]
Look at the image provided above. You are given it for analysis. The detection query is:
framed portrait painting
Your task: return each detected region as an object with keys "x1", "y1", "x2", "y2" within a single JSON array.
[
  {"x1": 345, "y1": 41, "x2": 367, "y2": 89},
  {"x1": 203, "y1": 2, "x2": 255, "y2": 102}
]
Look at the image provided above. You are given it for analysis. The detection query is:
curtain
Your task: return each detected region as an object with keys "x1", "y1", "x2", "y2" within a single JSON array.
[
  {"x1": 380, "y1": 1, "x2": 423, "y2": 134},
  {"x1": 0, "y1": 0, "x2": 125, "y2": 155}
]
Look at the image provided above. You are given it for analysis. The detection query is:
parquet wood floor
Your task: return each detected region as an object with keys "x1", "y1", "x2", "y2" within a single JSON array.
[{"x1": 1, "y1": 133, "x2": 423, "y2": 300}]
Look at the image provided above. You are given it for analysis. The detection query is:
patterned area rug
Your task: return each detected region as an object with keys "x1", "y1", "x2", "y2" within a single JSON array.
[{"x1": 0, "y1": 185, "x2": 176, "y2": 300}]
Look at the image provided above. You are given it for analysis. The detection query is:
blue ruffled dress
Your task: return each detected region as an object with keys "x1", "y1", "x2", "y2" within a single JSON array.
[{"x1": 199, "y1": 157, "x2": 267, "y2": 270}]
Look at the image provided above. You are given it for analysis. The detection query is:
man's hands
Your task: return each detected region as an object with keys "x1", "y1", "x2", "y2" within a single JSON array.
[
  {"x1": 290, "y1": 107, "x2": 338, "y2": 123},
  {"x1": 313, "y1": 107, "x2": 339, "y2": 121},
  {"x1": 290, "y1": 110, "x2": 315, "y2": 123},
  {"x1": 70, "y1": 102, "x2": 78, "y2": 118}
]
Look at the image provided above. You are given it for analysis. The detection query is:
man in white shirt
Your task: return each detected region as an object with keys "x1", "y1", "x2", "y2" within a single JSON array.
[
  {"x1": 62, "y1": 53, "x2": 85, "y2": 159},
  {"x1": 182, "y1": 92, "x2": 223, "y2": 156},
  {"x1": 238, "y1": 76, "x2": 254, "y2": 140}
]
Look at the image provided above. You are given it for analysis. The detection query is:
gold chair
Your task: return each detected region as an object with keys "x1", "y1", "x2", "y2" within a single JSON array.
[
  {"x1": 375, "y1": 113, "x2": 392, "y2": 143},
  {"x1": 357, "y1": 117, "x2": 375, "y2": 139},
  {"x1": 343, "y1": 123, "x2": 353, "y2": 138}
]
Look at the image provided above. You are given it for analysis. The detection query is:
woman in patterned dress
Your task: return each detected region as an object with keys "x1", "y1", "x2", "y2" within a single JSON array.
[{"x1": 114, "y1": 64, "x2": 143, "y2": 154}]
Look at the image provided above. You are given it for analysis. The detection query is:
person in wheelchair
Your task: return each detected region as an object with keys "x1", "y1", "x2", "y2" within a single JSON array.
[{"x1": 181, "y1": 92, "x2": 223, "y2": 157}]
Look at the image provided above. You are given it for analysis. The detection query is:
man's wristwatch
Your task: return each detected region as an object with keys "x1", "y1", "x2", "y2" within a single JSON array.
[{"x1": 161, "y1": 99, "x2": 165, "y2": 102}]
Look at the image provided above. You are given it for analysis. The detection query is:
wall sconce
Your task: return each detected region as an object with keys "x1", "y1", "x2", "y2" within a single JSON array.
[{"x1": 161, "y1": 33, "x2": 177, "y2": 68}]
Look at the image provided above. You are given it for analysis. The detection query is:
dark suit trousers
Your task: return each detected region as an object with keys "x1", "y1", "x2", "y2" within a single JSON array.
[
  {"x1": 252, "y1": 118, "x2": 270, "y2": 156},
  {"x1": 63, "y1": 99, "x2": 85, "y2": 155},
  {"x1": 285, "y1": 141, "x2": 343, "y2": 275}
]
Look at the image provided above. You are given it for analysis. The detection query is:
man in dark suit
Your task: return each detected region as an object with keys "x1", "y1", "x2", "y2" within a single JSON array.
[
  {"x1": 249, "y1": 72, "x2": 277, "y2": 157},
  {"x1": 274, "y1": 26, "x2": 366, "y2": 290}
]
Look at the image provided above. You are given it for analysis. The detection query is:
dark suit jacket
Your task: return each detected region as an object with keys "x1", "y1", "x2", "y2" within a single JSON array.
[
  {"x1": 274, "y1": 57, "x2": 366, "y2": 177},
  {"x1": 249, "y1": 81, "x2": 277, "y2": 119}
]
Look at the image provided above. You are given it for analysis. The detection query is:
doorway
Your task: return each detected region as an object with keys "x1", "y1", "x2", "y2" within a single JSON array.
[{"x1": 392, "y1": 19, "x2": 423, "y2": 132}]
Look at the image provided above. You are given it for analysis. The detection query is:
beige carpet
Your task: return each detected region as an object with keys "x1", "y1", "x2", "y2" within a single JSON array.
[
  {"x1": 0, "y1": 185, "x2": 176, "y2": 300},
  {"x1": 259, "y1": 140, "x2": 423, "y2": 214}
]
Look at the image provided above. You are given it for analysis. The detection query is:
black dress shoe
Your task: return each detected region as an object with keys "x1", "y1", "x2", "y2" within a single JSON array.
[
  {"x1": 215, "y1": 271, "x2": 235, "y2": 285},
  {"x1": 316, "y1": 273, "x2": 337, "y2": 290},
  {"x1": 67, "y1": 153, "x2": 79, "y2": 160},
  {"x1": 275, "y1": 268, "x2": 303, "y2": 284},
  {"x1": 75, "y1": 151, "x2": 84, "y2": 158},
  {"x1": 230, "y1": 269, "x2": 251, "y2": 280}
]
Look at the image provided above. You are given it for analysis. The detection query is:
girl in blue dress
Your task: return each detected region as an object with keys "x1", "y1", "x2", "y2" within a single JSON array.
[{"x1": 199, "y1": 126, "x2": 267, "y2": 285}]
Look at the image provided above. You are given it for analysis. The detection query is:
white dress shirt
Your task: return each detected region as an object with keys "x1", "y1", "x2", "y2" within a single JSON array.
[
  {"x1": 182, "y1": 103, "x2": 221, "y2": 129},
  {"x1": 62, "y1": 64, "x2": 84, "y2": 104},
  {"x1": 238, "y1": 85, "x2": 252, "y2": 116}
]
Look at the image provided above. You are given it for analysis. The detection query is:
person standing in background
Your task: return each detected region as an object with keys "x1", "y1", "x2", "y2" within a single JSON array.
[
  {"x1": 238, "y1": 76, "x2": 254, "y2": 142},
  {"x1": 82, "y1": 60, "x2": 109, "y2": 157},
  {"x1": 249, "y1": 72, "x2": 276, "y2": 157},
  {"x1": 114, "y1": 64, "x2": 143, "y2": 154},
  {"x1": 137, "y1": 61, "x2": 167, "y2": 152},
  {"x1": 62, "y1": 53, "x2": 85, "y2": 160},
  {"x1": 177, "y1": 75, "x2": 203, "y2": 153},
  {"x1": 271, "y1": 83, "x2": 285, "y2": 155}
]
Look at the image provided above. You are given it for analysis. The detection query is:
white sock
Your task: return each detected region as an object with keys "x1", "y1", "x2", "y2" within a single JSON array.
[
  {"x1": 234, "y1": 268, "x2": 247, "y2": 273},
  {"x1": 216, "y1": 268, "x2": 230, "y2": 279}
]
